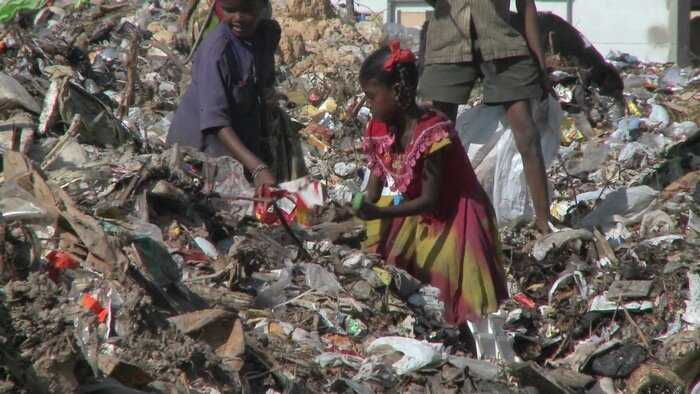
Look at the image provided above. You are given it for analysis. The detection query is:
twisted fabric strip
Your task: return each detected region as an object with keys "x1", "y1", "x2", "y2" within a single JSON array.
[{"x1": 214, "y1": 0, "x2": 225, "y2": 21}]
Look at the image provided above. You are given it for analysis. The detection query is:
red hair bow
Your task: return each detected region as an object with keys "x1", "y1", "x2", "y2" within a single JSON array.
[{"x1": 383, "y1": 40, "x2": 416, "y2": 72}]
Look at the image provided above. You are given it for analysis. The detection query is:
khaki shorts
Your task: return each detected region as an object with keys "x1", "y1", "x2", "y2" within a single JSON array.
[{"x1": 419, "y1": 55, "x2": 543, "y2": 104}]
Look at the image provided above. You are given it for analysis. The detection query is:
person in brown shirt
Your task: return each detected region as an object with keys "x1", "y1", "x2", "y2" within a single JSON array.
[{"x1": 419, "y1": 0, "x2": 554, "y2": 234}]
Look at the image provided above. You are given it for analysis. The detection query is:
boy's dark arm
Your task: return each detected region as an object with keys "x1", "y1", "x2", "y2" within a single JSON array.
[
  {"x1": 216, "y1": 126, "x2": 275, "y2": 186},
  {"x1": 516, "y1": 0, "x2": 546, "y2": 70},
  {"x1": 516, "y1": 0, "x2": 555, "y2": 97},
  {"x1": 255, "y1": 19, "x2": 281, "y2": 106}
]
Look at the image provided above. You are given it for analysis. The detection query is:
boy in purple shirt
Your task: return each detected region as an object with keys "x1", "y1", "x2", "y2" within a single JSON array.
[{"x1": 168, "y1": 0, "x2": 279, "y2": 187}]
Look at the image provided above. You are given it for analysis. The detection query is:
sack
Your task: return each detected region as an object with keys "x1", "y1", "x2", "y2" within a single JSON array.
[{"x1": 456, "y1": 97, "x2": 563, "y2": 226}]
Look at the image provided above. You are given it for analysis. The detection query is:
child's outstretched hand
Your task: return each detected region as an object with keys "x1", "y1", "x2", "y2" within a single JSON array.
[
  {"x1": 354, "y1": 200, "x2": 382, "y2": 221},
  {"x1": 355, "y1": 204, "x2": 381, "y2": 221}
]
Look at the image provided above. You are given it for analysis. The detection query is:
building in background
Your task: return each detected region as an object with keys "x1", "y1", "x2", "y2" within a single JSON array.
[
  {"x1": 374, "y1": 0, "x2": 696, "y2": 65},
  {"x1": 355, "y1": 0, "x2": 430, "y2": 28},
  {"x1": 385, "y1": 0, "x2": 432, "y2": 29}
]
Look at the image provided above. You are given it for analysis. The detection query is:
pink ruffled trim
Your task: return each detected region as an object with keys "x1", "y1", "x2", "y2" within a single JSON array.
[
  {"x1": 366, "y1": 156, "x2": 384, "y2": 177},
  {"x1": 388, "y1": 125, "x2": 450, "y2": 193},
  {"x1": 363, "y1": 119, "x2": 454, "y2": 193},
  {"x1": 363, "y1": 122, "x2": 394, "y2": 179},
  {"x1": 363, "y1": 133, "x2": 394, "y2": 155}
]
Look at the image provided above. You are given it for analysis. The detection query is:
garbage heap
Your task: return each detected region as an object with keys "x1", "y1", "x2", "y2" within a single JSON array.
[{"x1": 1, "y1": 1, "x2": 700, "y2": 393}]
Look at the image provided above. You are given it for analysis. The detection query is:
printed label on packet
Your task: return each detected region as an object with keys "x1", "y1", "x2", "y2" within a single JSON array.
[{"x1": 276, "y1": 196, "x2": 297, "y2": 215}]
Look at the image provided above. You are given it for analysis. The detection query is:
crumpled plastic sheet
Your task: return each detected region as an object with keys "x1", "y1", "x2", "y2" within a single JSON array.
[
  {"x1": 548, "y1": 270, "x2": 590, "y2": 305},
  {"x1": 253, "y1": 267, "x2": 293, "y2": 309},
  {"x1": 315, "y1": 352, "x2": 364, "y2": 369},
  {"x1": 581, "y1": 185, "x2": 659, "y2": 231},
  {"x1": 683, "y1": 272, "x2": 700, "y2": 326},
  {"x1": 466, "y1": 312, "x2": 516, "y2": 362},
  {"x1": 0, "y1": 180, "x2": 48, "y2": 221},
  {"x1": 303, "y1": 263, "x2": 343, "y2": 296},
  {"x1": 364, "y1": 336, "x2": 444, "y2": 375}
]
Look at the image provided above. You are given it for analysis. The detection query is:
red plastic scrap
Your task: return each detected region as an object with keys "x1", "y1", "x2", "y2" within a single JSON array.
[
  {"x1": 513, "y1": 292, "x2": 537, "y2": 309},
  {"x1": 80, "y1": 293, "x2": 108, "y2": 323},
  {"x1": 254, "y1": 185, "x2": 300, "y2": 225},
  {"x1": 174, "y1": 249, "x2": 209, "y2": 263},
  {"x1": 46, "y1": 250, "x2": 79, "y2": 282}
]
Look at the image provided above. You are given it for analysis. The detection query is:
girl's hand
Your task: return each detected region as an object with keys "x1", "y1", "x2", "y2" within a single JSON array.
[{"x1": 355, "y1": 202, "x2": 382, "y2": 221}]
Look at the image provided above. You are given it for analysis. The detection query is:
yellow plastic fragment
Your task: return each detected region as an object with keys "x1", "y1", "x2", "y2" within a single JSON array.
[{"x1": 372, "y1": 267, "x2": 392, "y2": 287}]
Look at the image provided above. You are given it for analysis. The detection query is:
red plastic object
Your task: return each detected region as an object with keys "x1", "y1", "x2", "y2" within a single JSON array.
[
  {"x1": 513, "y1": 292, "x2": 537, "y2": 309},
  {"x1": 175, "y1": 249, "x2": 209, "y2": 264},
  {"x1": 254, "y1": 186, "x2": 300, "y2": 225},
  {"x1": 46, "y1": 250, "x2": 79, "y2": 282},
  {"x1": 80, "y1": 294, "x2": 108, "y2": 323}
]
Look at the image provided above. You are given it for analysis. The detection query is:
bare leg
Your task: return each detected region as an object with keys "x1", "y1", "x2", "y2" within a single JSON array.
[{"x1": 504, "y1": 100, "x2": 551, "y2": 234}]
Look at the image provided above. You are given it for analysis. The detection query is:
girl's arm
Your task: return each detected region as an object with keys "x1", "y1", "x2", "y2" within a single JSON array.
[
  {"x1": 216, "y1": 126, "x2": 276, "y2": 186},
  {"x1": 360, "y1": 150, "x2": 443, "y2": 220},
  {"x1": 365, "y1": 173, "x2": 383, "y2": 204}
]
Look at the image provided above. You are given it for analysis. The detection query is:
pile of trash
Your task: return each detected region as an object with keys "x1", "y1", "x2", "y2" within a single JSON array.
[{"x1": 1, "y1": 0, "x2": 700, "y2": 393}]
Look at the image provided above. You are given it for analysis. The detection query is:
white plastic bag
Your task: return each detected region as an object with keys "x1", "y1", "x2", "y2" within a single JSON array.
[
  {"x1": 0, "y1": 180, "x2": 48, "y2": 221},
  {"x1": 365, "y1": 336, "x2": 444, "y2": 375},
  {"x1": 684, "y1": 272, "x2": 700, "y2": 327},
  {"x1": 580, "y1": 185, "x2": 658, "y2": 231},
  {"x1": 456, "y1": 97, "x2": 563, "y2": 226}
]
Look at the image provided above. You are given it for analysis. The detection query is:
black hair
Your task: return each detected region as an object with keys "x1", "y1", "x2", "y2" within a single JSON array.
[
  {"x1": 360, "y1": 45, "x2": 419, "y2": 106},
  {"x1": 220, "y1": 0, "x2": 265, "y2": 14}
]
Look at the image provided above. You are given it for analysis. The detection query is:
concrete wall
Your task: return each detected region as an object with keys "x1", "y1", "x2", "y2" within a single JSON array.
[
  {"x1": 509, "y1": 0, "x2": 685, "y2": 63},
  {"x1": 566, "y1": 0, "x2": 687, "y2": 64},
  {"x1": 383, "y1": 0, "x2": 432, "y2": 25},
  {"x1": 391, "y1": 4, "x2": 432, "y2": 26},
  {"x1": 357, "y1": 0, "x2": 388, "y2": 16},
  {"x1": 528, "y1": 1, "x2": 567, "y2": 16}
]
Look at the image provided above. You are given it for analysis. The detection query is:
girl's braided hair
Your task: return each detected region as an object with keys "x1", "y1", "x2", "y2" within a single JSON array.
[{"x1": 359, "y1": 42, "x2": 418, "y2": 108}]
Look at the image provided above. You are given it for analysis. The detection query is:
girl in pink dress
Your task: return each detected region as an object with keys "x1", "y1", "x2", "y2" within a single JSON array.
[{"x1": 356, "y1": 42, "x2": 508, "y2": 325}]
